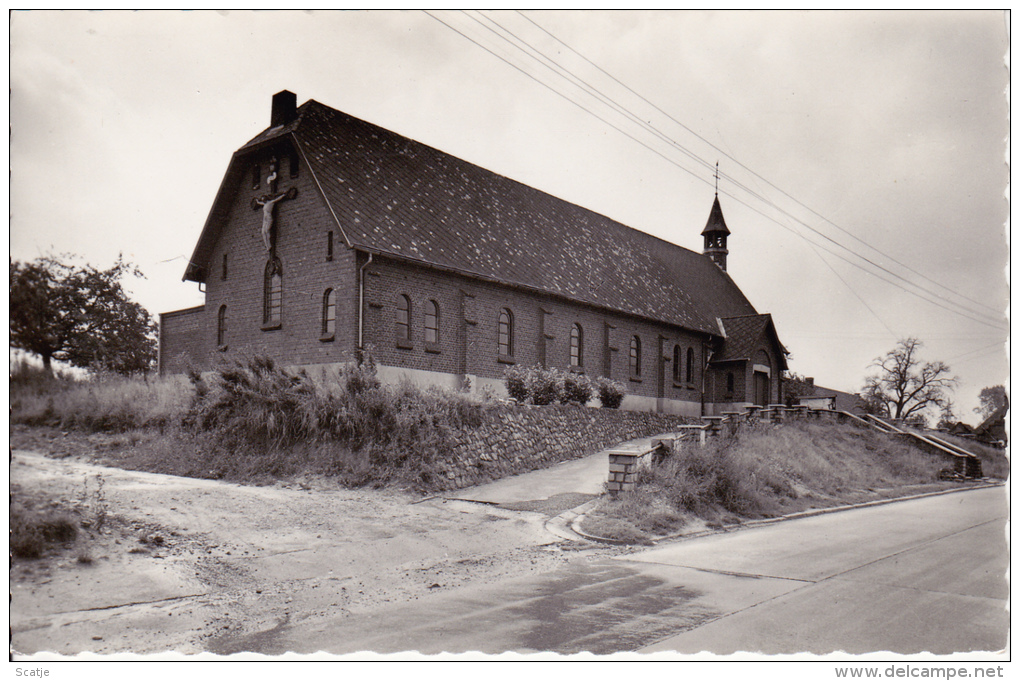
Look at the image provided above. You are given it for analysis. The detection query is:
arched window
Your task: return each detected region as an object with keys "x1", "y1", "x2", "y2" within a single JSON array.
[
  {"x1": 425, "y1": 300, "x2": 440, "y2": 344},
  {"x1": 570, "y1": 323, "x2": 584, "y2": 367},
  {"x1": 629, "y1": 336, "x2": 641, "y2": 377},
  {"x1": 396, "y1": 295, "x2": 411, "y2": 342},
  {"x1": 322, "y1": 289, "x2": 336, "y2": 337},
  {"x1": 263, "y1": 258, "x2": 282, "y2": 327},
  {"x1": 498, "y1": 308, "x2": 514, "y2": 358},
  {"x1": 686, "y1": 347, "x2": 695, "y2": 384},
  {"x1": 672, "y1": 345, "x2": 682, "y2": 383},
  {"x1": 217, "y1": 305, "x2": 227, "y2": 348}
]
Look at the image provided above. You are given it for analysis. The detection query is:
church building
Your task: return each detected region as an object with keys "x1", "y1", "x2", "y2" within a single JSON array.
[{"x1": 159, "y1": 91, "x2": 787, "y2": 416}]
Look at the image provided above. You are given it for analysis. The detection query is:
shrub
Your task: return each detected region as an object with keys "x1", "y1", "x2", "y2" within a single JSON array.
[
  {"x1": 526, "y1": 366, "x2": 561, "y2": 406},
  {"x1": 181, "y1": 354, "x2": 485, "y2": 491},
  {"x1": 560, "y1": 372, "x2": 593, "y2": 405},
  {"x1": 503, "y1": 365, "x2": 529, "y2": 403},
  {"x1": 595, "y1": 377, "x2": 626, "y2": 409},
  {"x1": 503, "y1": 366, "x2": 598, "y2": 406}
]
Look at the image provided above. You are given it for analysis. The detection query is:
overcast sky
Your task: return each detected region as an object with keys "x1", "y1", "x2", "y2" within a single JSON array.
[{"x1": 9, "y1": 10, "x2": 1010, "y2": 420}]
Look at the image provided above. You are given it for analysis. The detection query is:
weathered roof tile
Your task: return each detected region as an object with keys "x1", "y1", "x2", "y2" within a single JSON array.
[{"x1": 192, "y1": 98, "x2": 761, "y2": 336}]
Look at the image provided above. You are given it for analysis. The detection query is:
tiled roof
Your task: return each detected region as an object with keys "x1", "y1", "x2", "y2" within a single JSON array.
[
  {"x1": 712, "y1": 313, "x2": 788, "y2": 370},
  {"x1": 192, "y1": 98, "x2": 761, "y2": 336}
]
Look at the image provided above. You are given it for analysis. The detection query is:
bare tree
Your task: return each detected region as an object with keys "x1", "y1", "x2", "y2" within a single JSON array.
[{"x1": 861, "y1": 338, "x2": 957, "y2": 421}]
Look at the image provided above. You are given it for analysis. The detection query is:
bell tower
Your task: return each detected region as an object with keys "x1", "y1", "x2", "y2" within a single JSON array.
[{"x1": 702, "y1": 164, "x2": 730, "y2": 271}]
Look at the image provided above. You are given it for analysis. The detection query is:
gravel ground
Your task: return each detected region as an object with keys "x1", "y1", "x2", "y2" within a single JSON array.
[{"x1": 10, "y1": 442, "x2": 628, "y2": 657}]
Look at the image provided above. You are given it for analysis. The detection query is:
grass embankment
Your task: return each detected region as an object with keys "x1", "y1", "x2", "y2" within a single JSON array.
[
  {"x1": 11, "y1": 356, "x2": 483, "y2": 492},
  {"x1": 581, "y1": 419, "x2": 1007, "y2": 545}
]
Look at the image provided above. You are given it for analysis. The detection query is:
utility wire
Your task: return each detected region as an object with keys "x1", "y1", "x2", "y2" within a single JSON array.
[
  {"x1": 942, "y1": 341, "x2": 1007, "y2": 365},
  {"x1": 485, "y1": 11, "x2": 1007, "y2": 329},
  {"x1": 476, "y1": 10, "x2": 1006, "y2": 329},
  {"x1": 424, "y1": 11, "x2": 1007, "y2": 332},
  {"x1": 454, "y1": 11, "x2": 1007, "y2": 330},
  {"x1": 514, "y1": 10, "x2": 1004, "y2": 320}
]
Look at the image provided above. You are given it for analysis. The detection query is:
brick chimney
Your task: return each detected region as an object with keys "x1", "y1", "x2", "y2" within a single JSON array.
[{"x1": 271, "y1": 90, "x2": 297, "y2": 127}]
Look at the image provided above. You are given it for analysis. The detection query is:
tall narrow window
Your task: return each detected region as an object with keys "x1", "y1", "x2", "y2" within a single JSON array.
[
  {"x1": 326, "y1": 231, "x2": 334, "y2": 261},
  {"x1": 630, "y1": 336, "x2": 641, "y2": 377},
  {"x1": 686, "y1": 347, "x2": 695, "y2": 384},
  {"x1": 221, "y1": 253, "x2": 228, "y2": 280},
  {"x1": 252, "y1": 164, "x2": 260, "y2": 189},
  {"x1": 217, "y1": 305, "x2": 227, "y2": 348},
  {"x1": 396, "y1": 294, "x2": 411, "y2": 343},
  {"x1": 425, "y1": 300, "x2": 439, "y2": 344},
  {"x1": 322, "y1": 288, "x2": 336, "y2": 337},
  {"x1": 498, "y1": 308, "x2": 514, "y2": 358},
  {"x1": 289, "y1": 151, "x2": 299, "y2": 178},
  {"x1": 726, "y1": 372, "x2": 735, "y2": 394},
  {"x1": 263, "y1": 258, "x2": 282, "y2": 327},
  {"x1": 570, "y1": 323, "x2": 584, "y2": 367},
  {"x1": 672, "y1": 345, "x2": 682, "y2": 382}
]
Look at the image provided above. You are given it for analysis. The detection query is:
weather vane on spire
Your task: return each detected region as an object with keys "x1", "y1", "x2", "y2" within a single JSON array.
[{"x1": 714, "y1": 161, "x2": 719, "y2": 195}]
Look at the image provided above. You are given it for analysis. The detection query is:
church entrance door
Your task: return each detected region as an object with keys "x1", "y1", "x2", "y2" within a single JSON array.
[{"x1": 753, "y1": 371, "x2": 769, "y2": 407}]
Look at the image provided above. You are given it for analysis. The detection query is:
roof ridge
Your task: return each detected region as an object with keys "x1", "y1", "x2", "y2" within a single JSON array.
[
  {"x1": 721, "y1": 313, "x2": 771, "y2": 320},
  {"x1": 299, "y1": 100, "x2": 711, "y2": 260},
  {"x1": 190, "y1": 93, "x2": 768, "y2": 337}
]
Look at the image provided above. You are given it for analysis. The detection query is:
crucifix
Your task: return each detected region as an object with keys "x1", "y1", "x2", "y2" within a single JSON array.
[{"x1": 252, "y1": 185, "x2": 298, "y2": 252}]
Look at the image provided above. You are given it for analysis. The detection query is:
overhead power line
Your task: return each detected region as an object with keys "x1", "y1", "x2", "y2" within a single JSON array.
[
  {"x1": 424, "y1": 10, "x2": 1007, "y2": 333},
  {"x1": 513, "y1": 10, "x2": 1005, "y2": 321},
  {"x1": 484, "y1": 11, "x2": 1008, "y2": 331}
]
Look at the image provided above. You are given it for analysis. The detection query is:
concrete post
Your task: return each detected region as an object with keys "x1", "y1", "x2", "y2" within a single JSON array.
[{"x1": 702, "y1": 416, "x2": 724, "y2": 437}]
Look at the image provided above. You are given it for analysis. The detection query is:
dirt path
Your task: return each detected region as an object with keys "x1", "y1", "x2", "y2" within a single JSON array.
[{"x1": 10, "y1": 449, "x2": 626, "y2": 656}]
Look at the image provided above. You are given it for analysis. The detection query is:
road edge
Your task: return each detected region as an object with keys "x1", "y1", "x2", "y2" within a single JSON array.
[{"x1": 565, "y1": 480, "x2": 1006, "y2": 546}]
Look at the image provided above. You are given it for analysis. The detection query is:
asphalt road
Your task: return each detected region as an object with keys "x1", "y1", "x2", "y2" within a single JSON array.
[{"x1": 211, "y1": 485, "x2": 1008, "y2": 656}]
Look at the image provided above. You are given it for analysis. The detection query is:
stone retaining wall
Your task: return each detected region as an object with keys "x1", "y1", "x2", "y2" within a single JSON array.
[{"x1": 439, "y1": 404, "x2": 692, "y2": 489}]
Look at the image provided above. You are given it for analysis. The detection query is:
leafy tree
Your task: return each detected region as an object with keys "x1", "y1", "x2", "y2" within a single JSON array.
[
  {"x1": 10, "y1": 255, "x2": 157, "y2": 375},
  {"x1": 861, "y1": 338, "x2": 956, "y2": 421},
  {"x1": 936, "y1": 400, "x2": 958, "y2": 430},
  {"x1": 974, "y1": 385, "x2": 1007, "y2": 420}
]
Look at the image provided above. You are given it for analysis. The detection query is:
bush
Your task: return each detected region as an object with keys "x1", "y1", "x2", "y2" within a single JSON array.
[
  {"x1": 182, "y1": 354, "x2": 485, "y2": 491},
  {"x1": 527, "y1": 367, "x2": 562, "y2": 406},
  {"x1": 560, "y1": 371, "x2": 593, "y2": 405},
  {"x1": 503, "y1": 365, "x2": 529, "y2": 403},
  {"x1": 503, "y1": 366, "x2": 603, "y2": 406},
  {"x1": 595, "y1": 377, "x2": 626, "y2": 409}
]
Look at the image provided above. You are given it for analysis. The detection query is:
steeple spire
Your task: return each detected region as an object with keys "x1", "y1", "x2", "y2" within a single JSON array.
[{"x1": 702, "y1": 167, "x2": 730, "y2": 271}]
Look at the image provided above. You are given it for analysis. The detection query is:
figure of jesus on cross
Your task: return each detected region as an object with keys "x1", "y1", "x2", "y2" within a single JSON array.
[{"x1": 252, "y1": 186, "x2": 298, "y2": 252}]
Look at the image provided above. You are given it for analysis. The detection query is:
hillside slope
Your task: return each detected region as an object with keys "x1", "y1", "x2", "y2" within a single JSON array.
[{"x1": 582, "y1": 419, "x2": 1005, "y2": 544}]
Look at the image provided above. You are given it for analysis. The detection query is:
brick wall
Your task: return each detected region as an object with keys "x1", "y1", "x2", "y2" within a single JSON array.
[
  {"x1": 159, "y1": 306, "x2": 205, "y2": 375},
  {"x1": 361, "y1": 254, "x2": 710, "y2": 404},
  {"x1": 437, "y1": 403, "x2": 693, "y2": 489},
  {"x1": 161, "y1": 142, "x2": 361, "y2": 371},
  {"x1": 159, "y1": 144, "x2": 770, "y2": 417}
]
